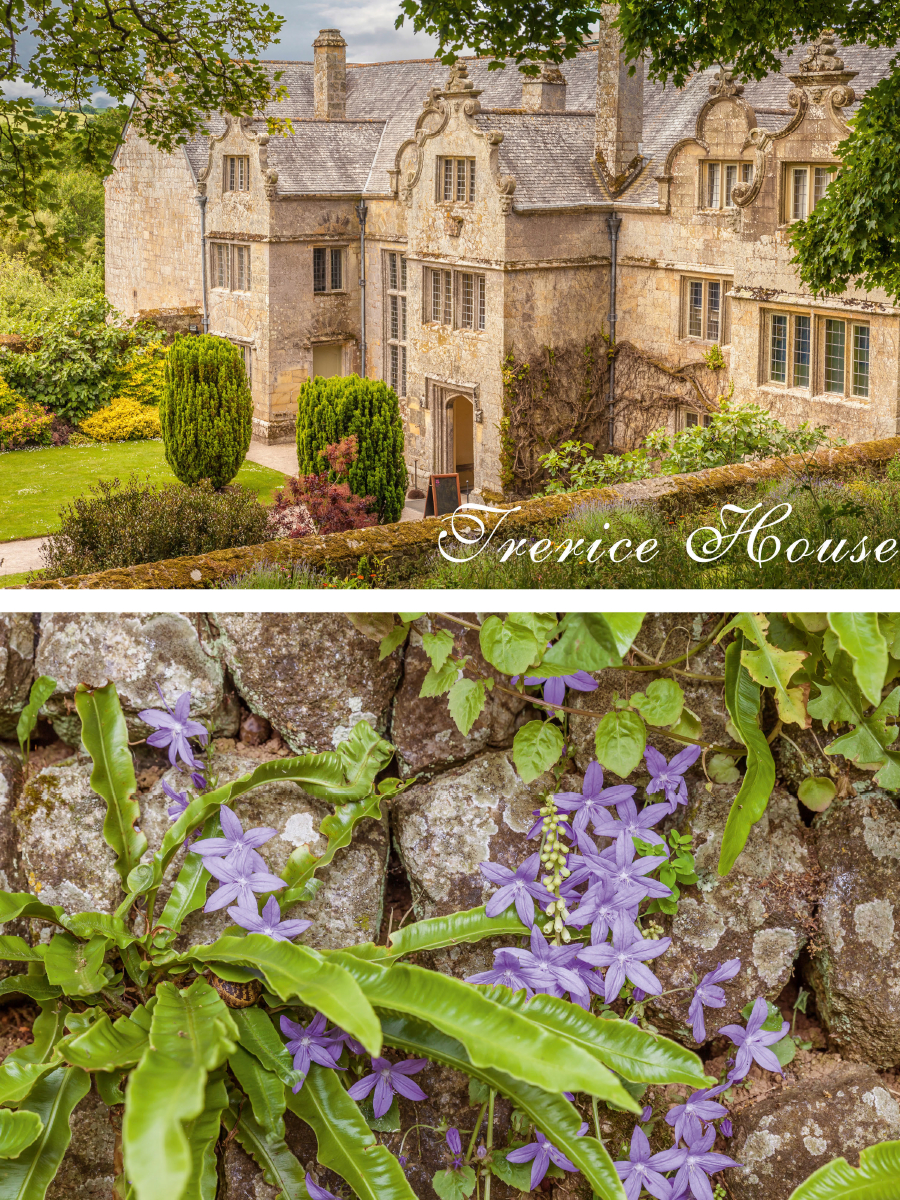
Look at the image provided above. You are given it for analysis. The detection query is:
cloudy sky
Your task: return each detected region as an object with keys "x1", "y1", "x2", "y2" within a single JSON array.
[
  {"x1": 265, "y1": 0, "x2": 443, "y2": 61},
  {"x1": 4, "y1": 0, "x2": 446, "y2": 104}
]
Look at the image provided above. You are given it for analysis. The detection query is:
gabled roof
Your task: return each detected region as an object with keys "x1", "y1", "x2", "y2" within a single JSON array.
[{"x1": 179, "y1": 39, "x2": 891, "y2": 209}]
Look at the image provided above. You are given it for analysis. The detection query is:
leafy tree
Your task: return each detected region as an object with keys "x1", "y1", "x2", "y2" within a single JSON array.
[
  {"x1": 397, "y1": 0, "x2": 900, "y2": 299},
  {"x1": 0, "y1": 0, "x2": 288, "y2": 251}
]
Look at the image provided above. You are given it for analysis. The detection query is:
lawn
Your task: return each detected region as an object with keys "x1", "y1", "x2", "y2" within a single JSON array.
[{"x1": 0, "y1": 442, "x2": 288, "y2": 542}]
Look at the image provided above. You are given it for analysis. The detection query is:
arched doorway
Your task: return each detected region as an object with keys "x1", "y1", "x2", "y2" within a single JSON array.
[{"x1": 448, "y1": 394, "x2": 474, "y2": 491}]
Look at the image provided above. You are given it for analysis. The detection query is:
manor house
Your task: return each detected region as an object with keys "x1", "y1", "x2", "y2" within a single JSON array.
[{"x1": 104, "y1": 19, "x2": 897, "y2": 495}]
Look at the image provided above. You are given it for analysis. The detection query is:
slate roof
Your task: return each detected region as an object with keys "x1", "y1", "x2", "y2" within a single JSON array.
[{"x1": 178, "y1": 39, "x2": 892, "y2": 209}]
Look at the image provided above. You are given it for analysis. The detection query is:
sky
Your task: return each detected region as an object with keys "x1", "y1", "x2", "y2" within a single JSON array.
[
  {"x1": 263, "y1": 0, "x2": 443, "y2": 62},
  {"x1": 4, "y1": 0, "x2": 445, "y2": 105}
]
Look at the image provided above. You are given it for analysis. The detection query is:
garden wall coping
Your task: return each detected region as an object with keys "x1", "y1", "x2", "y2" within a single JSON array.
[{"x1": 22, "y1": 435, "x2": 900, "y2": 589}]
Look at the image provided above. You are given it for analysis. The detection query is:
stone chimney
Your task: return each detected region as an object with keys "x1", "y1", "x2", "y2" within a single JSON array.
[
  {"x1": 595, "y1": 4, "x2": 644, "y2": 190},
  {"x1": 313, "y1": 29, "x2": 347, "y2": 119},
  {"x1": 521, "y1": 63, "x2": 567, "y2": 112}
]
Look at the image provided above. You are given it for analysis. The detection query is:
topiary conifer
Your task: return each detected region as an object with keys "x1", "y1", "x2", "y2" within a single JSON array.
[
  {"x1": 160, "y1": 334, "x2": 252, "y2": 489},
  {"x1": 295, "y1": 374, "x2": 407, "y2": 522}
]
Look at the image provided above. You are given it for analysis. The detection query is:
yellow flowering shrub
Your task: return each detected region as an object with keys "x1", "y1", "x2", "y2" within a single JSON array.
[
  {"x1": 0, "y1": 374, "x2": 26, "y2": 416},
  {"x1": 80, "y1": 396, "x2": 162, "y2": 442},
  {"x1": 116, "y1": 341, "x2": 168, "y2": 406}
]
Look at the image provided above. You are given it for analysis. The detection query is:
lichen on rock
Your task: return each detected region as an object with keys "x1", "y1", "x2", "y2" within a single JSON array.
[
  {"x1": 14, "y1": 756, "x2": 122, "y2": 915},
  {"x1": 649, "y1": 785, "x2": 815, "y2": 1039},
  {"x1": 204, "y1": 613, "x2": 402, "y2": 754},
  {"x1": 730, "y1": 1060, "x2": 900, "y2": 1199},
  {"x1": 0, "y1": 613, "x2": 35, "y2": 739},
  {"x1": 35, "y1": 612, "x2": 239, "y2": 744},
  {"x1": 807, "y1": 786, "x2": 900, "y2": 1066}
]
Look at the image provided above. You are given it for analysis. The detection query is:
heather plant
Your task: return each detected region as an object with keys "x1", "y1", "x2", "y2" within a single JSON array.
[
  {"x1": 160, "y1": 335, "x2": 252, "y2": 489},
  {"x1": 295, "y1": 375, "x2": 407, "y2": 523},
  {"x1": 39, "y1": 474, "x2": 272, "y2": 578}
]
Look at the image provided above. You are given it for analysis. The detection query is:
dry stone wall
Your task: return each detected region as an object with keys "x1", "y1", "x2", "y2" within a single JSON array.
[{"x1": 1, "y1": 611, "x2": 899, "y2": 1198}]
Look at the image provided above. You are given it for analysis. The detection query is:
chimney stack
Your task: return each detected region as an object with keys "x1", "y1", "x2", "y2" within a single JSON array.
[
  {"x1": 521, "y1": 63, "x2": 567, "y2": 112},
  {"x1": 595, "y1": 4, "x2": 643, "y2": 188},
  {"x1": 313, "y1": 29, "x2": 347, "y2": 119}
]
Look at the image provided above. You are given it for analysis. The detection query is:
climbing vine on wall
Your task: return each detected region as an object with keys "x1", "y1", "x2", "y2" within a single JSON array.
[{"x1": 500, "y1": 336, "x2": 725, "y2": 495}]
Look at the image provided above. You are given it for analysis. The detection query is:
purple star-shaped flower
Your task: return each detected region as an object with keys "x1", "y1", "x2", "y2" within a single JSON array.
[
  {"x1": 191, "y1": 805, "x2": 277, "y2": 872},
  {"x1": 446, "y1": 1128, "x2": 465, "y2": 1170},
  {"x1": 162, "y1": 779, "x2": 190, "y2": 820},
  {"x1": 331, "y1": 1026, "x2": 368, "y2": 1057},
  {"x1": 615, "y1": 1126, "x2": 685, "y2": 1200},
  {"x1": 280, "y1": 1013, "x2": 343, "y2": 1089},
  {"x1": 503, "y1": 927, "x2": 589, "y2": 1006},
  {"x1": 688, "y1": 958, "x2": 742, "y2": 1042},
  {"x1": 719, "y1": 997, "x2": 789, "y2": 1081},
  {"x1": 590, "y1": 796, "x2": 672, "y2": 847},
  {"x1": 228, "y1": 895, "x2": 311, "y2": 943},
  {"x1": 203, "y1": 856, "x2": 285, "y2": 913},
  {"x1": 594, "y1": 833, "x2": 673, "y2": 902},
  {"x1": 480, "y1": 853, "x2": 550, "y2": 928},
  {"x1": 512, "y1": 668, "x2": 597, "y2": 709},
  {"x1": 577, "y1": 927, "x2": 672, "y2": 1003},
  {"x1": 553, "y1": 761, "x2": 636, "y2": 837},
  {"x1": 667, "y1": 1125, "x2": 740, "y2": 1200},
  {"x1": 507, "y1": 1128, "x2": 584, "y2": 1190},
  {"x1": 137, "y1": 687, "x2": 208, "y2": 769},
  {"x1": 305, "y1": 1173, "x2": 340, "y2": 1200},
  {"x1": 644, "y1": 745, "x2": 701, "y2": 813},
  {"x1": 568, "y1": 875, "x2": 643, "y2": 945},
  {"x1": 665, "y1": 1083, "x2": 729, "y2": 1144},
  {"x1": 347, "y1": 1056, "x2": 428, "y2": 1118},
  {"x1": 466, "y1": 948, "x2": 535, "y2": 996}
]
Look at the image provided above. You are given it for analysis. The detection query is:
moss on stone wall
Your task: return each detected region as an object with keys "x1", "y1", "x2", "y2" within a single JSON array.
[{"x1": 21, "y1": 435, "x2": 900, "y2": 589}]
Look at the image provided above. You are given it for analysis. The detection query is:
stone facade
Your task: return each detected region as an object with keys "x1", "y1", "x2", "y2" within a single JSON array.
[{"x1": 105, "y1": 19, "x2": 899, "y2": 490}]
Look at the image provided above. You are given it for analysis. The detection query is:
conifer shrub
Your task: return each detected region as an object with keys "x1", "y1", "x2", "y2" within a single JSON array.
[
  {"x1": 160, "y1": 334, "x2": 252, "y2": 488},
  {"x1": 295, "y1": 374, "x2": 407, "y2": 522}
]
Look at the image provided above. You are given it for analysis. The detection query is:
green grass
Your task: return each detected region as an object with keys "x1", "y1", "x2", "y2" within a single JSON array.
[
  {"x1": 0, "y1": 570, "x2": 33, "y2": 588},
  {"x1": 0, "y1": 442, "x2": 287, "y2": 542}
]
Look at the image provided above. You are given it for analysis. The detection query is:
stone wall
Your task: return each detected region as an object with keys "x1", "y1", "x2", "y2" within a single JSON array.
[
  {"x1": 105, "y1": 131, "x2": 202, "y2": 316},
  {"x1": 21, "y1": 433, "x2": 900, "y2": 589},
  {"x1": 1, "y1": 610, "x2": 899, "y2": 1199}
]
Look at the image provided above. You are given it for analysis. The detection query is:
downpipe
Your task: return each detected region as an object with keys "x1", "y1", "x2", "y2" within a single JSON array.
[
  {"x1": 195, "y1": 193, "x2": 209, "y2": 334},
  {"x1": 356, "y1": 198, "x2": 369, "y2": 376},
  {"x1": 606, "y1": 211, "x2": 621, "y2": 448}
]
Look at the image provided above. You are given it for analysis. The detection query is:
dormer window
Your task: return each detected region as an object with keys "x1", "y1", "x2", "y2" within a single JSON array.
[
  {"x1": 785, "y1": 165, "x2": 836, "y2": 221},
  {"x1": 438, "y1": 157, "x2": 475, "y2": 203},
  {"x1": 702, "y1": 161, "x2": 754, "y2": 209},
  {"x1": 224, "y1": 156, "x2": 250, "y2": 192}
]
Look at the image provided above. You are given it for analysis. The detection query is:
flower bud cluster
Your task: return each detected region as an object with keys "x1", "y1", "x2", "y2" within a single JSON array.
[{"x1": 538, "y1": 796, "x2": 572, "y2": 944}]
